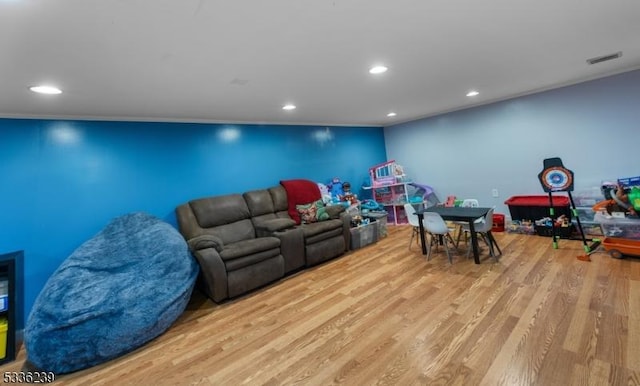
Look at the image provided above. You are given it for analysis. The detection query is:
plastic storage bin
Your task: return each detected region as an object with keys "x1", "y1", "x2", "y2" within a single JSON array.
[
  {"x1": 573, "y1": 188, "x2": 605, "y2": 207},
  {"x1": 364, "y1": 211, "x2": 388, "y2": 238},
  {"x1": 594, "y1": 213, "x2": 640, "y2": 240},
  {"x1": 506, "y1": 220, "x2": 535, "y2": 235},
  {"x1": 575, "y1": 207, "x2": 597, "y2": 222},
  {"x1": 350, "y1": 220, "x2": 379, "y2": 250},
  {"x1": 534, "y1": 224, "x2": 575, "y2": 239},
  {"x1": 572, "y1": 220, "x2": 603, "y2": 236},
  {"x1": 505, "y1": 195, "x2": 571, "y2": 222},
  {"x1": 492, "y1": 213, "x2": 505, "y2": 232}
]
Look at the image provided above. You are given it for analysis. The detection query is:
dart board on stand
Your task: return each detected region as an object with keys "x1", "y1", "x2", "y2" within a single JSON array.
[
  {"x1": 536, "y1": 157, "x2": 601, "y2": 260},
  {"x1": 538, "y1": 158, "x2": 574, "y2": 192}
]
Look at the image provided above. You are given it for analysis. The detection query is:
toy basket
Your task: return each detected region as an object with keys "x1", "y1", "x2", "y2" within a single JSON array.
[
  {"x1": 534, "y1": 224, "x2": 574, "y2": 239},
  {"x1": 505, "y1": 195, "x2": 571, "y2": 222},
  {"x1": 594, "y1": 212, "x2": 640, "y2": 240}
]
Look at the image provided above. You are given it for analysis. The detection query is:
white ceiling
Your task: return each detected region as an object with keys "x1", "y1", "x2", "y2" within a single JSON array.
[{"x1": 1, "y1": 0, "x2": 639, "y2": 127}]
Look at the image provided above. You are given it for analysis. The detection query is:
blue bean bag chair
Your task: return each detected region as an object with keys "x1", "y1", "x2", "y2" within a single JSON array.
[{"x1": 25, "y1": 212, "x2": 199, "y2": 374}]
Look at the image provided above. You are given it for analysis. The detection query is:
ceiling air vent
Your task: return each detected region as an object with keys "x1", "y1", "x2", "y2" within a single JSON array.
[{"x1": 586, "y1": 51, "x2": 622, "y2": 65}]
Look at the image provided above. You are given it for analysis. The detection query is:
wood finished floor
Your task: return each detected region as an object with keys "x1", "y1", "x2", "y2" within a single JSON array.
[{"x1": 4, "y1": 226, "x2": 640, "y2": 385}]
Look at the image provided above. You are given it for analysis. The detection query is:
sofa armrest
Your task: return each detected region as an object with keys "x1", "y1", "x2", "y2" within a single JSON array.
[
  {"x1": 325, "y1": 204, "x2": 346, "y2": 219},
  {"x1": 192, "y1": 248, "x2": 228, "y2": 302},
  {"x1": 188, "y1": 235, "x2": 224, "y2": 252},
  {"x1": 255, "y1": 218, "x2": 296, "y2": 237},
  {"x1": 340, "y1": 211, "x2": 352, "y2": 252},
  {"x1": 273, "y1": 227, "x2": 305, "y2": 273}
]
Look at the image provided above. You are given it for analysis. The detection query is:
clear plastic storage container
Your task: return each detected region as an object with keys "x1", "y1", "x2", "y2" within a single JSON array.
[{"x1": 594, "y1": 212, "x2": 640, "y2": 240}]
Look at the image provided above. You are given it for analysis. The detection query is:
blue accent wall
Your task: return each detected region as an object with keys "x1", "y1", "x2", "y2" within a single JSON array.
[{"x1": 0, "y1": 119, "x2": 386, "y2": 325}]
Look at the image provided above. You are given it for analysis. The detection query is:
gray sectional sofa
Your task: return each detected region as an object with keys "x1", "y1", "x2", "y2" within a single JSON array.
[{"x1": 176, "y1": 183, "x2": 351, "y2": 303}]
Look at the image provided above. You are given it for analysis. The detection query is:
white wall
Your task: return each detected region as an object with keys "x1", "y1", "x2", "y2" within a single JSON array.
[{"x1": 384, "y1": 70, "x2": 640, "y2": 218}]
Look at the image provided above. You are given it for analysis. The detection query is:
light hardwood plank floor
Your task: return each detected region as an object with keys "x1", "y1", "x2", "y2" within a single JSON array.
[{"x1": 3, "y1": 226, "x2": 640, "y2": 385}]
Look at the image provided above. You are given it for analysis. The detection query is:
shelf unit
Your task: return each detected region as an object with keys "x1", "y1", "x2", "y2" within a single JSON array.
[
  {"x1": 365, "y1": 160, "x2": 425, "y2": 226},
  {"x1": 0, "y1": 251, "x2": 23, "y2": 365}
]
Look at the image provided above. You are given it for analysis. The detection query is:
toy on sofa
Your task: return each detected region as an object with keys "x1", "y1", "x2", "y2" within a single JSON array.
[
  {"x1": 340, "y1": 181, "x2": 359, "y2": 205},
  {"x1": 317, "y1": 182, "x2": 332, "y2": 204},
  {"x1": 327, "y1": 177, "x2": 344, "y2": 203}
]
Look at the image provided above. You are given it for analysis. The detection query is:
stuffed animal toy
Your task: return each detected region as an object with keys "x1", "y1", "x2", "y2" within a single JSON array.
[
  {"x1": 340, "y1": 181, "x2": 359, "y2": 205},
  {"x1": 317, "y1": 183, "x2": 332, "y2": 204},
  {"x1": 328, "y1": 177, "x2": 344, "y2": 202}
]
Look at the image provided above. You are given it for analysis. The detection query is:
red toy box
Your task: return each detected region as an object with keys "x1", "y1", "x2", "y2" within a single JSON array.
[{"x1": 505, "y1": 195, "x2": 571, "y2": 222}]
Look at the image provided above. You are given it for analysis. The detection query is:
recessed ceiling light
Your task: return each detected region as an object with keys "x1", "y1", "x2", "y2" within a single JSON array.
[
  {"x1": 387, "y1": 112, "x2": 397, "y2": 117},
  {"x1": 30, "y1": 85, "x2": 62, "y2": 95},
  {"x1": 282, "y1": 104, "x2": 296, "y2": 111},
  {"x1": 369, "y1": 65, "x2": 388, "y2": 74},
  {"x1": 466, "y1": 90, "x2": 479, "y2": 97}
]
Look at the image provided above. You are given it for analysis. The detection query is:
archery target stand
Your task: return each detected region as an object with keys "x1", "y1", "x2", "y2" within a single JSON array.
[{"x1": 537, "y1": 157, "x2": 601, "y2": 260}]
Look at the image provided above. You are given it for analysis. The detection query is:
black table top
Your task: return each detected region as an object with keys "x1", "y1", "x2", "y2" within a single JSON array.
[{"x1": 416, "y1": 206, "x2": 490, "y2": 221}]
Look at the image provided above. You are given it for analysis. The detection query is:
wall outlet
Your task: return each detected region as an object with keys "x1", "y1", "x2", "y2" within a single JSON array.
[{"x1": 492, "y1": 188, "x2": 499, "y2": 197}]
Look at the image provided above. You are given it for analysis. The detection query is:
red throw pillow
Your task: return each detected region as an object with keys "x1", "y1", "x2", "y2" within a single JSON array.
[{"x1": 280, "y1": 179, "x2": 322, "y2": 224}]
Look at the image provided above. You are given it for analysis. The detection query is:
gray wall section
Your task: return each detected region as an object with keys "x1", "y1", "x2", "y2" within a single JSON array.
[{"x1": 383, "y1": 69, "x2": 640, "y2": 220}]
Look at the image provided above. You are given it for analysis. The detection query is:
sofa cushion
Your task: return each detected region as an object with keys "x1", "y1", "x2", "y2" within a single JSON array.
[
  {"x1": 212, "y1": 219, "x2": 256, "y2": 245},
  {"x1": 299, "y1": 218, "x2": 344, "y2": 239},
  {"x1": 190, "y1": 194, "x2": 250, "y2": 228},
  {"x1": 269, "y1": 186, "x2": 290, "y2": 214},
  {"x1": 304, "y1": 226, "x2": 344, "y2": 245},
  {"x1": 280, "y1": 179, "x2": 322, "y2": 225},
  {"x1": 219, "y1": 237, "x2": 281, "y2": 261},
  {"x1": 296, "y1": 201, "x2": 318, "y2": 223},
  {"x1": 254, "y1": 218, "x2": 296, "y2": 233},
  {"x1": 243, "y1": 189, "x2": 275, "y2": 217}
]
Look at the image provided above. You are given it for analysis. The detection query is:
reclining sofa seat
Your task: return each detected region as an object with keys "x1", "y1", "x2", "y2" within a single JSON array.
[
  {"x1": 176, "y1": 194, "x2": 285, "y2": 302},
  {"x1": 243, "y1": 185, "x2": 351, "y2": 269}
]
